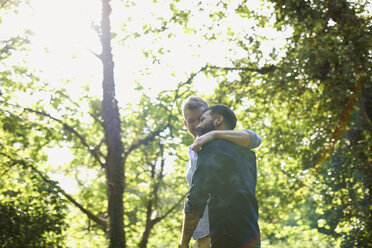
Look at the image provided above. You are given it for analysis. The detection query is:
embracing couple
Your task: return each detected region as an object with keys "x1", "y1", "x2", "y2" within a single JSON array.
[{"x1": 179, "y1": 96, "x2": 261, "y2": 248}]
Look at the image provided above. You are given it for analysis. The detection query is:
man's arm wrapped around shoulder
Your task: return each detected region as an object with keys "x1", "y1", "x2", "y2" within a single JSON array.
[{"x1": 191, "y1": 129, "x2": 262, "y2": 152}]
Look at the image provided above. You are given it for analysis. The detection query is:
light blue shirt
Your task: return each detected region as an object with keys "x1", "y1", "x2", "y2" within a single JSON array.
[{"x1": 185, "y1": 129, "x2": 262, "y2": 240}]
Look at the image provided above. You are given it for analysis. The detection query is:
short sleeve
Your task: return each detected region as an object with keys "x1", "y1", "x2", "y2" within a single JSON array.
[{"x1": 244, "y1": 129, "x2": 262, "y2": 149}]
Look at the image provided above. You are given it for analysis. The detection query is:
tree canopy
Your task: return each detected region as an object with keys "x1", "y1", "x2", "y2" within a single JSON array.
[{"x1": 0, "y1": 0, "x2": 370, "y2": 247}]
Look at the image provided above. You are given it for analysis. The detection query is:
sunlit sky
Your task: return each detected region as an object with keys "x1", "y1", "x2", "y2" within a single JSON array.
[
  {"x1": 1, "y1": 0, "x2": 287, "y2": 103},
  {"x1": 2, "y1": 0, "x2": 371, "y2": 103},
  {"x1": 1, "y1": 0, "x2": 289, "y2": 193}
]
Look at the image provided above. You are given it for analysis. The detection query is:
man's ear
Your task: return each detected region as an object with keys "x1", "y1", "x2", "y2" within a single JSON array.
[
  {"x1": 184, "y1": 120, "x2": 187, "y2": 128},
  {"x1": 214, "y1": 115, "x2": 224, "y2": 127}
]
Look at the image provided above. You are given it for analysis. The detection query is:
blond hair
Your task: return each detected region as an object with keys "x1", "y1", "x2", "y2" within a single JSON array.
[{"x1": 182, "y1": 96, "x2": 208, "y2": 118}]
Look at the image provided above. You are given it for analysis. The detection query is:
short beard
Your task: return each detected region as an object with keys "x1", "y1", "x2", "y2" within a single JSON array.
[{"x1": 197, "y1": 121, "x2": 216, "y2": 136}]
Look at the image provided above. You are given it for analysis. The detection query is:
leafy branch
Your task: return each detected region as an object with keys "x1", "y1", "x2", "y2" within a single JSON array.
[
  {"x1": 206, "y1": 64, "x2": 276, "y2": 74},
  {"x1": 124, "y1": 128, "x2": 167, "y2": 160},
  {"x1": 0, "y1": 151, "x2": 109, "y2": 230},
  {"x1": 122, "y1": 15, "x2": 177, "y2": 41},
  {"x1": 3, "y1": 102, "x2": 106, "y2": 167},
  {"x1": 54, "y1": 89, "x2": 104, "y2": 128},
  {"x1": 25, "y1": 107, "x2": 105, "y2": 167}
]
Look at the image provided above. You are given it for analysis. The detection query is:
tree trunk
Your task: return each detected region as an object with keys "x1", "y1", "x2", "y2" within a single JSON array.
[
  {"x1": 139, "y1": 200, "x2": 154, "y2": 248},
  {"x1": 100, "y1": 0, "x2": 126, "y2": 247}
]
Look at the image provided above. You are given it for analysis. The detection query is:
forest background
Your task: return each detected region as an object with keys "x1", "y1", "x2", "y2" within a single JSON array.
[{"x1": 0, "y1": 0, "x2": 371, "y2": 247}]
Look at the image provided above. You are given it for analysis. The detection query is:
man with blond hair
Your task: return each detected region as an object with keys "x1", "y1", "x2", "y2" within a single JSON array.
[{"x1": 180, "y1": 96, "x2": 261, "y2": 248}]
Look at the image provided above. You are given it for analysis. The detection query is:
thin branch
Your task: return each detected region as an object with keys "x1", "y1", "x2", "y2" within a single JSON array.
[
  {"x1": 0, "y1": 159, "x2": 18, "y2": 179},
  {"x1": 0, "y1": 152, "x2": 108, "y2": 230},
  {"x1": 144, "y1": 16, "x2": 176, "y2": 35},
  {"x1": 317, "y1": 72, "x2": 364, "y2": 168},
  {"x1": 171, "y1": 63, "x2": 275, "y2": 96},
  {"x1": 87, "y1": 48, "x2": 102, "y2": 60},
  {"x1": 12, "y1": 105, "x2": 105, "y2": 167},
  {"x1": 55, "y1": 90, "x2": 104, "y2": 127},
  {"x1": 360, "y1": 96, "x2": 372, "y2": 133},
  {"x1": 95, "y1": 138, "x2": 106, "y2": 158},
  {"x1": 0, "y1": 0, "x2": 9, "y2": 8},
  {"x1": 180, "y1": 65, "x2": 208, "y2": 88},
  {"x1": 151, "y1": 192, "x2": 187, "y2": 225},
  {"x1": 123, "y1": 15, "x2": 177, "y2": 41},
  {"x1": 124, "y1": 127, "x2": 167, "y2": 158},
  {"x1": 139, "y1": 142, "x2": 172, "y2": 248},
  {"x1": 207, "y1": 64, "x2": 276, "y2": 74},
  {"x1": 58, "y1": 186, "x2": 108, "y2": 230}
]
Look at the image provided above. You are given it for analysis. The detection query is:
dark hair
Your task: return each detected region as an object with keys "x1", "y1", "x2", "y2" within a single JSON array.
[{"x1": 204, "y1": 104, "x2": 237, "y2": 130}]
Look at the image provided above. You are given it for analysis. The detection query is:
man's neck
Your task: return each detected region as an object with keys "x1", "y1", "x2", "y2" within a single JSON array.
[{"x1": 215, "y1": 124, "x2": 227, "y2": 130}]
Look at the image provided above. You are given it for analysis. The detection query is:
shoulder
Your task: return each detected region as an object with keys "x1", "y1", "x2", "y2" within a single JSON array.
[
  {"x1": 199, "y1": 140, "x2": 240, "y2": 159},
  {"x1": 197, "y1": 140, "x2": 228, "y2": 159},
  {"x1": 202, "y1": 139, "x2": 255, "y2": 160},
  {"x1": 201, "y1": 139, "x2": 233, "y2": 152},
  {"x1": 196, "y1": 140, "x2": 231, "y2": 168}
]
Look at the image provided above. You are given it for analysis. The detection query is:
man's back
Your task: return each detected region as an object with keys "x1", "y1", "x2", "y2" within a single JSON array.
[{"x1": 188, "y1": 140, "x2": 260, "y2": 247}]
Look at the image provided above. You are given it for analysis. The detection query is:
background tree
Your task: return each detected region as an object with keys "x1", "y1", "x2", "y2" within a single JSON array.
[
  {"x1": 200, "y1": 0, "x2": 371, "y2": 246},
  {"x1": 1, "y1": 0, "x2": 188, "y2": 247},
  {"x1": 0, "y1": 1, "x2": 69, "y2": 247}
]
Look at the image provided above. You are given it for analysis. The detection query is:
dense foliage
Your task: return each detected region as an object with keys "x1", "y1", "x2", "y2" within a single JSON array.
[{"x1": 0, "y1": 166, "x2": 67, "y2": 248}]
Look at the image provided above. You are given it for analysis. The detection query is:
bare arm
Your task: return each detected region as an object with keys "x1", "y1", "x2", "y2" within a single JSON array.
[
  {"x1": 191, "y1": 130, "x2": 251, "y2": 152},
  {"x1": 179, "y1": 212, "x2": 200, "y2": 246}
]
